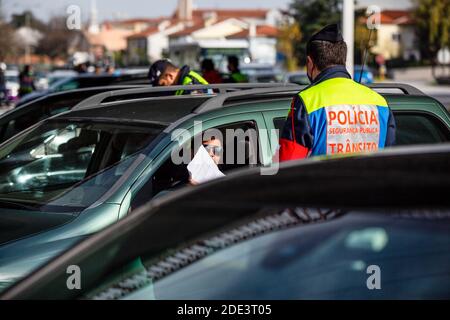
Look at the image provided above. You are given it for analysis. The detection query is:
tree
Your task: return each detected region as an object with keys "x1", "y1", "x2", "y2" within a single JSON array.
[
  {"x1": 10, "y1": 10, "x2": 46, "y2": 31},
  {"x1": 290, "y1": 0, "x2": 341, "y2": 66},
  {"x1": 0, "y1": 0, "x2": 18, "y2": 61},
  {"x1": 277, "y1": 12, "x2": 302, "y2": 71},
  {"x1": 0, "y1": 22, "x2": 17, "y2": 61},
  {"x1": 354, "y1": 8, "x2": 377, "y2": 66},
  {"x1": 413, "y1": 0, "x2": 450, "y2": 62},
  {"x1": 36, "y1": 16, "x2": 81, "y2": 60}
]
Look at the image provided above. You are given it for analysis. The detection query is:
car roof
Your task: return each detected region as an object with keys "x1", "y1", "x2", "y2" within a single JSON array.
[
  {"x1": 0, "y1": 85, "x2": 146, "y2": 120},
  {"x1": 54, "y1": 84, "x2": 299, "y2": 125},
  {"x1": 50, "y1": 82, "x2": 448, "y2": 129},
  {"x1": 3, "y1": 143, "x2": 450, "y2": 299}
]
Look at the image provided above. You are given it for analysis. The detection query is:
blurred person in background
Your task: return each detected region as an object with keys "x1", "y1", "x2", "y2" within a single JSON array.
[
  {"x1": 74, "y1": 62, "x2": 88, "y2": 74},
  {"x1": 94, "y1": 65, "x2": 103, "y2": 75},
  {"x1": 104, "y1": 65, "x2": 115, "y2": 75},
  {"x1": 225, "y1": 55, "x2": 248, "y2": 83},
  {"x1": 18, "y1": 65, "x2": 36, "y2": 97},
  {"x1": 150, "y1": 60, "x2": 209, "y2": 95},
  {"x1": 201, "y1": 59, "x2": 222, "y2": 84}
]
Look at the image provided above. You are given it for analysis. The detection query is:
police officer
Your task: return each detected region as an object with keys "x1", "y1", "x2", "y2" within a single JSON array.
[
  {"x1": 279, "y1": 24, "x2": 396, "y2": 161},
  {"x1": 149, "y1": 60, "x2": 209, "y2": 95},
  {"x1": 226, "y1": 56, "x2": 248, "y2": 83}
]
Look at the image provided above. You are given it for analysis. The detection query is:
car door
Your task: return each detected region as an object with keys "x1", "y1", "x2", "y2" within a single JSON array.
[{"x1": 121, "y1": 112, "x2": 271, "y2": 214}]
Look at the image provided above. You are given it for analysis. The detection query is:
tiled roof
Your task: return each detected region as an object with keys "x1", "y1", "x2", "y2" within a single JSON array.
[
  {"x1": 379, "y1": 10, "x2": 414, "y2": 25},
  {"x1": 193, "y1": 9, "x2": 269, "y2": 19},
  {"x1": 227, "y1": 25, "x2": 279, "y2": 38},
  {"x1": 127, "y1": 26, "x2": 160, "y2": 39},
  {"x1": 169, "y1": 22, "x2": 207, "y2": 37}
]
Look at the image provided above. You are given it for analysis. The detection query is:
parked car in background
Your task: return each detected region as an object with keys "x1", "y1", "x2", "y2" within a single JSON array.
[
  {"x1": 33, "y1": 71, "x2": 51, "y2": 91},
  {"x1": 46, "y1": 70, "x2": 78, "y2": 88},
  {"x1": 3, "y1": 143, "x2": 449, "y2": 300},
  {"x1": 0, "y1": 85, "x2": 144, "y2": 145},
  {"x1": 285, "y1": 66, "x2": 375, "y2": 86},
  {"x1": 354, "y1": 65, "x2": 375, "y2": 84},
  {"x1": 284, "y1": 71, "x2": 310, "y2": 85},
  {"x1": 240, "y1": 63, "x2": 283, "y2": 83},
  {"x1": 16, "y1": 72, "x2": 150, "y2": 107},
  {"x1": 0, "y1": 83, "x2": 448, "y2": 293}
]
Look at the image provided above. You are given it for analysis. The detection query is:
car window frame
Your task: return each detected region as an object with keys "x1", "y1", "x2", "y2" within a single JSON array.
[{"x1": 125, "y1": 112, "x2": 270, "y2": 214}]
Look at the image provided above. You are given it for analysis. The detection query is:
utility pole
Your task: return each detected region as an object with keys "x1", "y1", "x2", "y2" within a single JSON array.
[
  {"x1": 343, "y1": 0, "x2": 354, "y2": 79},
  {"x1": 25, "y1": 11, "x2": 31, "y2": 65}
]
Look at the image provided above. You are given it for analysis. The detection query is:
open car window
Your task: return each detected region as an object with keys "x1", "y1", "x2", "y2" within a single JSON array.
[{"x1": 130, "y1": 120, "x2": 261, "y2": 210}]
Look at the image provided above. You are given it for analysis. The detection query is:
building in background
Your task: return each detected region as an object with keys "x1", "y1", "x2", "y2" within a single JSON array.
[
  {"x1": 71, "y1": 0, "x2": 281, "y2": 68},
  {"x1": 168, "y1": 1, "x2": 281, "y2": 70},
  {"x1": 370, "y1": 10, "x2": 420, "y2": 62},
  {"x1": 126, "y1": 20, "x2": 184, "y2": 65}
]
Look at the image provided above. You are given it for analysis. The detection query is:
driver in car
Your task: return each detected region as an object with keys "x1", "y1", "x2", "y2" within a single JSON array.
[{"x1": 189, "y1": 137, "x2": 224, "y2": 185}]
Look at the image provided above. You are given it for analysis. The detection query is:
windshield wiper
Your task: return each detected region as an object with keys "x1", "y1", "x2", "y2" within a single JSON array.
[{"x1": 0, "y1": 199, "x2": 41, "y2": 211}]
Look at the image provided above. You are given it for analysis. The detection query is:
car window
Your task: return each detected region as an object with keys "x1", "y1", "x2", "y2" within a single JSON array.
[
  {"x1": 395, "y1": 113, "x2": 450, "y2": 145},
  {"x1": 0, "y1": 120, "x2": 165, "y2": 212},
  {"x1": 142, "y1": 211, "x2": 449, "y2": 300},
  {"x1": 55, "y1": 80, "x2": 79, "y2": 92},
  {"x1": 130, "y1": 121, "x2": 261, "y2": 210},
  {"x1": 271, "y1": 113, "x2": 450, "y2": 145},
  {"x1": 273, "y1": 117, "x2": 286, "y2": 139},
  {"x1": 0, "y1": 98, "x2": 83, "y2": 144},
  {"x1": 289, "y1": 74, "x2": 310, "y2": 85}
]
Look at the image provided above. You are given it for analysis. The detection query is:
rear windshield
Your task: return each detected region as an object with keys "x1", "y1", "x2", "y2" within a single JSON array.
[
  {"x1": 86, "y1": 209, "x2": 450, "y2": 300},
  {"x1": 0, "y1": 119, "x2": 165, "y2": 212}
]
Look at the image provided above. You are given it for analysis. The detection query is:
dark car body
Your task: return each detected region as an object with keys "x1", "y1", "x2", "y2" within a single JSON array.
[
  {"x1": 0, "y1": 86, "x2": 145, "y2": 145},
  {"x1": 2, "y1": 144, "x2": 449, "y2": 300},
  {"x1": 16, "y1": 73, "x2": 150, "y2": 107}
]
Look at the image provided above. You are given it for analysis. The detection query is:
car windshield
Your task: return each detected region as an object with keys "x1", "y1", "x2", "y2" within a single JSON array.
[
  {"x1": 144, "y1": 211, "x2": 449, "y2": 300},
  {"x1": 0, "y1": 119, "x2": 165, "y2": 212},
  {"x1": 87, "y1": 209, "x2": 450, "y2": 300},
  {"x1": 48, "y1": 77, "x2": 76, "y2": 91}
]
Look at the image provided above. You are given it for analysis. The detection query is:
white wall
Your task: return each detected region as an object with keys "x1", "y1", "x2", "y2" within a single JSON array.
[{"x1": 249, "y1": 37, "x2": 277, "y2": 64}]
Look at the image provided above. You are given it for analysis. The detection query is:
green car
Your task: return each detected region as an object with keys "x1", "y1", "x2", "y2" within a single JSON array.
[{"x1": 0, "y1": 83, "x2": 449, "y2": 292}]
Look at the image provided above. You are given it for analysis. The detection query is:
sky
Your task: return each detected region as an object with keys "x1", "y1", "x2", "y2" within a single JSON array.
[{"x1": 3, "y1": 0, "x2": 413, "y2": 23}]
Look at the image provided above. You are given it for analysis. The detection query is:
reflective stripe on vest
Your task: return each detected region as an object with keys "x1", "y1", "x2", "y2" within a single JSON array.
[
  {"x1": 299, "y1": 77, "x2": 390, "y2": 156},
  {"x1": 231, "y1": 72, "x2": 248, "y2": 83},
  {"x1": 175, "y1": 71, "x2": 209, "y2": 95}
]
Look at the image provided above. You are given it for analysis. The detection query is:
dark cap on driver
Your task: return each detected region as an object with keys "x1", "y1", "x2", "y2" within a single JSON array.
[
  {"x1": 309, "y1": 24, "x2": 343, "y2": 43},
  {"x1": 148, "y1": 59, "x2": 170, "y2": 86}
]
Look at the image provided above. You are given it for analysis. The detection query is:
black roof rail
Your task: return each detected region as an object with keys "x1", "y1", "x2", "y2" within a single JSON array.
[
  {"x1": 193, "y1": 82, "x2": 427, "y2": 114},
  {"x1": 368, "y1": 83, "x2": 425, "y2": 95},
  {"x1": 72, "y1": 83, "x2": 299, "y2": 111},
  {"x1": 194, "y1": 86, "x2": 303, "y2": 114}
]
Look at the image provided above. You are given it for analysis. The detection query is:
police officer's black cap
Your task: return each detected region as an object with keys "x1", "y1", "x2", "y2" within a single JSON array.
[
  {"x1": 148, "y1": 59, "x2": 170, "y2": 86},
  {"x1": 308, "y1": 24, "x2": 343, "y2": 43}
]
